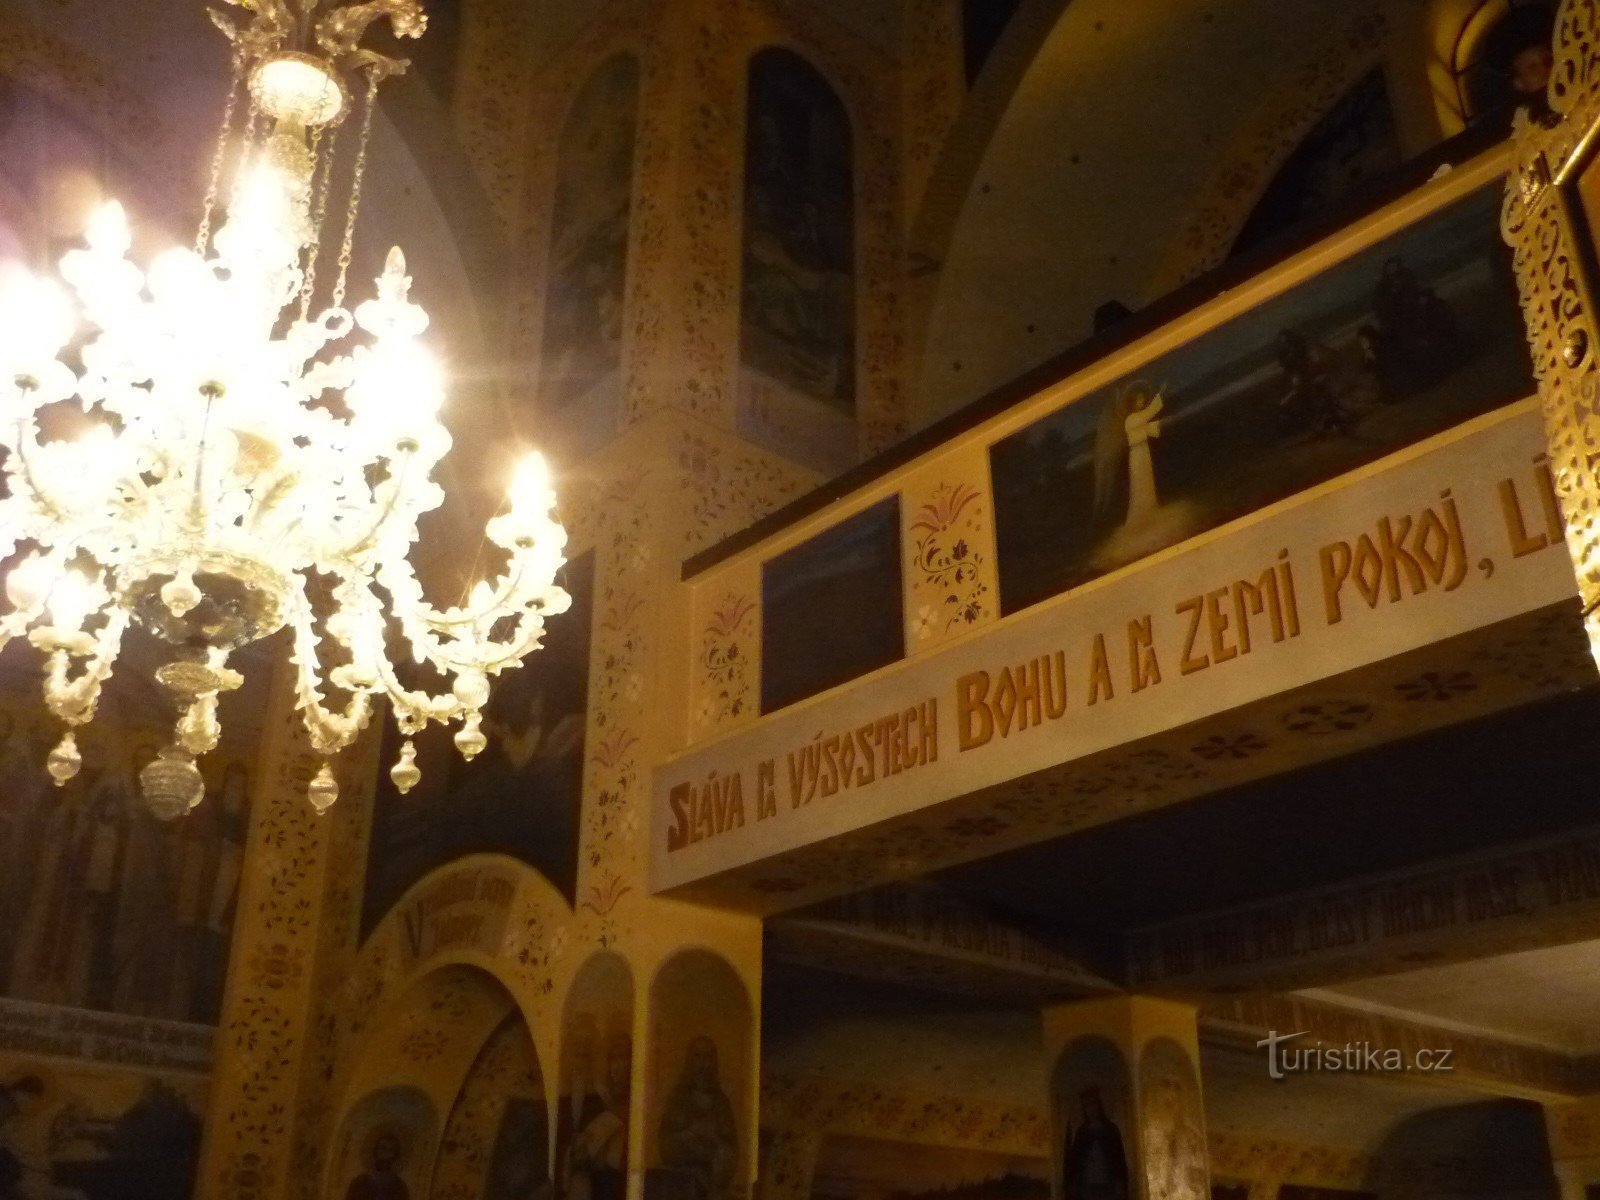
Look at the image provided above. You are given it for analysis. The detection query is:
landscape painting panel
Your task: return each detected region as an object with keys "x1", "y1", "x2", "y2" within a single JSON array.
[{"x1": 992, "y1": 182, "x2": 1533, "y2": 615}]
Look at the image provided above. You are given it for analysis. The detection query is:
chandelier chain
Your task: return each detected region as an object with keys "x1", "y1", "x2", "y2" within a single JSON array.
[
  {"x1": 299, "y1": 123, "x2": 336, "y2": 322},
  {"x1": 195, "y1": 55, "x2": 246, "y2": 257},
  {"x1": 332, "y1": 73, "x2": 381, "y2": 311}
]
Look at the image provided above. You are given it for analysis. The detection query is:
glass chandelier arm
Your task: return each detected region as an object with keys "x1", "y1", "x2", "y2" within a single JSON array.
[
  {"x1": 36, "y1": 602, "x2": 130, "y2": 728},
  {"x1": 286, "y1": 592, "x2": 377, "y2": 756},
  {"x1": 375, "y1": 551, "x2": 564, "y2": 679},
  {"x1": 11, "y1": 414, "x2": 77, "y2": 527},
  {"x1": 326, "y1": 446, "x2": 418, "y2": 565}
]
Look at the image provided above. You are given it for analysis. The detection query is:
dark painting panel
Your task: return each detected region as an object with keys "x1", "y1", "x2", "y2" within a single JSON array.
[
  {"x1": 362, "y1": 552, "x2": 595, "y2": 933},
  {"x1": 542, "y1": 55, "x2": 640, "y2": 406},
  {"x1": 992, "y1": 181, "x2": 1533, "y2": 615},
  {"x1": 487, "y1": 1096, "x2": 552, "y2": 1200},
  {"x1": 0, "y1": 1068, "x2": 204, "y2": 1200},
  {"x1": 1233, "y1": 69, "x2": 1403, "y2": 257},
  {"x1": 741, "y1": 49, "x2": 856, "y2": 411},
  {"x1": 761, "y1": 498, "x2": 904, "y2": 714}
]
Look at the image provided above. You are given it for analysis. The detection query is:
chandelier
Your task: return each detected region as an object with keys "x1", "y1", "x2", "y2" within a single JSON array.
[{"x1": 0, "y1": 0, "x2": 569, "y2": 819}]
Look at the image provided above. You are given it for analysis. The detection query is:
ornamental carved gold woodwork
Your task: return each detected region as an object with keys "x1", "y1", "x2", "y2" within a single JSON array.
[{"x1": 1504, "y1": 0, "x2": 1600, "y2": 667}]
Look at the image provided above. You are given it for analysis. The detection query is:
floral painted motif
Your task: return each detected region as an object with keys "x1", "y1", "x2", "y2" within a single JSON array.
[
  {"x1": 699, "y1": 593, "x2": 758, "y2": 727},
  {"x1": 908, "y1": 481, "x2": 992, "y2": 639}
]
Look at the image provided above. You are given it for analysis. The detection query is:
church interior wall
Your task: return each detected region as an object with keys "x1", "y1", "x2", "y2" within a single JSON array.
[{"x1": 0, "y1": 0, "x2": 1592, "y2": 1197}]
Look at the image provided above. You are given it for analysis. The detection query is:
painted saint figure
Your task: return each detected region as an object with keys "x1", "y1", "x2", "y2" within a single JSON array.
[
  {"x1": 1092, "y1": 382, "x2": 1165, "y2": 528},
  {"x1": 656, "y1": 1037, "x2": 738, "y2": 1200},
  {"x1": 1063, "y1": 1087, "x2": 1129, "y2": 1200},
  {"x1": 563, "y1": 1035, "x2": 630, "y2": 1200},
  {"x1": 346, "y1": 1133, "x2": 409, "y2": 1200},
  {"x1": 1121, "y1": 387, "x2": 1164, "y2": 527}
]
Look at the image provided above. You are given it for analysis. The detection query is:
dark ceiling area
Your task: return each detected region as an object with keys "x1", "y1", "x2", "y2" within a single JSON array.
[{"x1": 934, "y1": 685, "x2": 1600, "y2": 938}]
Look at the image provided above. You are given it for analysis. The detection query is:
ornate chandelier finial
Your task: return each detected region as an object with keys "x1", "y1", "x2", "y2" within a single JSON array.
[{"x1": 0, "y1": 0, "x2": 570, "y2": 818}]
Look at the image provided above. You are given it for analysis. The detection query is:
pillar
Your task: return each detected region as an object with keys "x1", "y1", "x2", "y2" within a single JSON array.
[
  {"x1": 1044, "y1": 996, "x2": 1211, "y2": 1200},
  {"x1": 1546, "y1": 1097, "x2": 1600, "y2": 1200},
  {"x1": 192, "y1": 659, "x2": 378, "y2": 1200}
]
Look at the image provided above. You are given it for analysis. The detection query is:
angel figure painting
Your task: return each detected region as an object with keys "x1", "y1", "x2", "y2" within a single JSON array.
[{"x1": 990, "y1": 181, "x2": 1531, "y2": 615}]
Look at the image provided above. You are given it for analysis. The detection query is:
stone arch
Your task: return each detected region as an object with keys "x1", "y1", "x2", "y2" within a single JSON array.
[
  {"x1": 645, "y1": 948, "x2": 755, "y2": 1196},
  {"x1": 908, "y1": 0, "x2": 1073, "y2": 269}
]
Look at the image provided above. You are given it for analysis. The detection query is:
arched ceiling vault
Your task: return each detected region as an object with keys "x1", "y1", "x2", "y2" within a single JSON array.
[{"x1": 915, "y1": 0, "x2": 1392, "y2": 427}]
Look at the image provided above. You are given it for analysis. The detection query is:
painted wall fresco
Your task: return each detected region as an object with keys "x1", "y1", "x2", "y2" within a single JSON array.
[
  {"x1": 740, "y1": 49, "x2": 856, "y2": 413},
  {"x1": 646, "y1": 951, "x2": 751, "y2": 1200},
  {"x1": 332, "y1": 1087, "x2": 438, "y2": 1200},
  {"x1": 0, "y1": 680, "x2": 255, "y2": 1029},
  {"x1": 0, "y1": 1058, "x2": 206, "y2": 1200},
  {"x1": 991, "y1": 181, "x2": 1533, "y2": 615},
  {"x1": 1052, "y1": 1037, "x2": 1133, "y2": 1200},
  {"x1": 761, "y1": 498, "x2": 903, "y2": 713},
  {"x1": 485, "y1": 1097, "x2": 552, "y2": 1200},
  {"x1": 541, "y1": 54, "x2": 641, "y2": 410},
  {"x1": 1137, "y1": 1040, "x2": 1207, "y2": 1200},
  {"x1": 431, "y1": 1010, "x2": 548, "y2": 1200},
  {"x1": 557, "y1": 952, "x2": 634, "y2": 1200},
  {"x1": 1233, "y1": 69, "x2": 1403, "y2": 256},
  {"x1": 362, "y1": 552, "x2": 595, "y2": 930},
  {"x1": 809, "y1": 1135, "x2": 1050, "y2": 1200}
]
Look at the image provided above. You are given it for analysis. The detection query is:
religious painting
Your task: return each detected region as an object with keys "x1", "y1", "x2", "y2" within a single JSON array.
[
  {"x1": 761, "y1": 498, "x2": 903, "y2": 713},
  {"x1": 434, "y1": 1014, "x2": 549, "y2": 1199},
  {"x1": 361, "y1": 552, "x2": 594, "y2": 932},
  {"x1": 1137, "y1": 1040, "x2": 1207, "y2": 1200},
  {"x1": 0, "y1": 663, "x2": 258, "y2": 1028},
  {"x1": 0, "y1": 1059, "x2": 205, "y2": 1200},
  {"x1": 991, "y1": 181, "x2": 1533, "y2": 615},
  {"x1": 809, "y1": 1135, "x2": 1051, "y2": 1200},
  {"x1": 740, "y1": 48, "x2": 856, "y2": 413},
  {"x1": 644, "y1": 951, "x2": 751, "y2": 1200},
  {"x1": 1052, "y1": 1036, "x2": 1133, "y2": 1200},
  {"x1": 557, "y1": 952, "x2": 634, "y2": 1200},
  {"x1": 486, "y1": 1097, "x2": 553, "y2": 1200},
  {"x1": 1233, "y1": 70, "x2": 1403, "y2": 256},
  {"x1": 542, "y1": 55, "x2": 640, "y2": 410},
  {"x1": 332, "y1": 1087, "x2": 437, "y2": 1200}
]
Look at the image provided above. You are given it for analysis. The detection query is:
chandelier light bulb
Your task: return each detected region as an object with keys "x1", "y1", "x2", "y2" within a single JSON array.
[
  {"x1": 5, "y1": 556, "x2": 55, "y2": 613},
  {"x1": 85, "y1": 200, "x2": 131, "y2": 257},
  {"x1": 0, "y1": 267, "x2": 75, "y2": 369},
  {"x1": 0, "y1": 1, "x2": 569, "y2": 818}
]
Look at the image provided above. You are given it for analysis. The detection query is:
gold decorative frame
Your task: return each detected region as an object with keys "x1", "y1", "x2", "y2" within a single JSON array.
[{"x1": 1503, "y1": 0, "x2": 1600, "y2": 666}]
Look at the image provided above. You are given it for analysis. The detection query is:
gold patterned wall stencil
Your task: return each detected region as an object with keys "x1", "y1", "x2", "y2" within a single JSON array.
[{"x1": 1503, "y1": 0, "x2": 1600, "y2": 670}]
